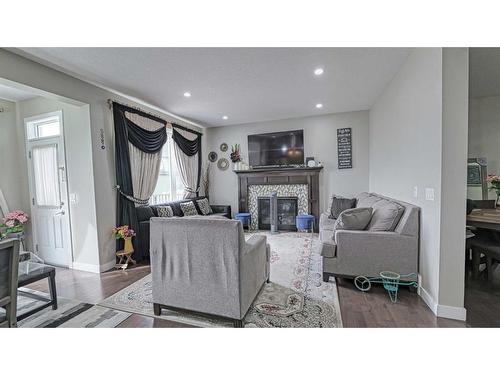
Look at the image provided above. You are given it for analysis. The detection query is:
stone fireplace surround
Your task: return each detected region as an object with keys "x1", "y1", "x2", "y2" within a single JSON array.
[{"x1": 248, "y1": 184, "x2": 308, "y2": 230}]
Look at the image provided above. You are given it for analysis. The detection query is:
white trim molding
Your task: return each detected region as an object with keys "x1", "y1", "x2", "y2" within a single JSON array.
[
  {"x1": 436, "y1": 304, "x2": 467, "y2": 321},
  {"x1": 418, "y1": 278, "x2": 467, "y2": 321},
  {"x1": 71, "y1": 259, "x2": 116, "y2": 274}
]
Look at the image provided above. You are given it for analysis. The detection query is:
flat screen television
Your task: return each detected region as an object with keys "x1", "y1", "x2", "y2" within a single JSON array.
[{"x1": 248, "y1": 130, "x2": 304, "y2": 167}]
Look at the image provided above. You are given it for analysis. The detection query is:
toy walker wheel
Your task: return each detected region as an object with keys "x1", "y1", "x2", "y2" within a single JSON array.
[{"x1": 354, "y1": 276, "x2": 371, "y2": 292}]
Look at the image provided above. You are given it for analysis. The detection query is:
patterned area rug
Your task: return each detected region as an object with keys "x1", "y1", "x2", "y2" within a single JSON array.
[
  {"x1": 0, "y1": 288, "x2": 131, "y2": 328},
  {"x1": 100, "y1": 232, "x2": 342, "y2": 327}
]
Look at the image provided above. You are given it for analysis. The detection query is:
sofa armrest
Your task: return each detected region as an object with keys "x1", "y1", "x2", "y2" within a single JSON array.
[
  {"x1": 239, "y1": 234, "x2": 269, "y2": 317},
  {"x1": 320, "y1": 212, "x2": 336, "y2": 230},
  {"x1": 335, "y1": 230, "x2": 417, "y2": 255},
  {"x1": 334, "y1": 230, "x2": 418, "y2": 273},
  {"x1": 210, "y1": 204, "x2": 232, "y2": 219}
]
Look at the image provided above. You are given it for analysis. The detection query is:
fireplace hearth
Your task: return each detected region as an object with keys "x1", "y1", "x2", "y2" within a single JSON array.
[{"x1": 258, "y1": 196, "x2": 298, "y2": 231}]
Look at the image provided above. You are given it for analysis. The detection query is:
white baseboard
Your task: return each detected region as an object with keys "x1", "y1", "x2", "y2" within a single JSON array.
[
  {"x1": 418, "y1": 284, "x2": 438, "y2": 315},
  {"x1": 437, "y1": 304, "x2": 467, "y2": 321},
  {"x1": 71, "y1": 262, "x2": 100, "y2": 273},
  {"x1": 418, "y1": 277, "x2": 467, "y2": 321},
  {"x1": 71, "y1": 259, "x2": 116, "y2": 274}
]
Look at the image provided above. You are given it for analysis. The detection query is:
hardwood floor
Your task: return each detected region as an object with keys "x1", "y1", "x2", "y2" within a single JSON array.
[
  {"x1": 26, "y1": 262, "x2": 499, "y2": 328},
  {"x1": 464, "y1": 265, "x2": 500, "y2": 327},
  {"x1": 336, "y1": 278, "x2": 465, "y2": 327},
  {"x1": 26, "y1": 263, "x2": 195, "y2": 328}
]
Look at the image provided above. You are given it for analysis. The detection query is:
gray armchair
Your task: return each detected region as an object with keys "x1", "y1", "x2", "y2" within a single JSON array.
[
  {"x1": 0, "y1": 239, "x2": 20, "y2": 328},
  {"x1": 150, "y1": 217, "x2": 270, "y2": 327}
]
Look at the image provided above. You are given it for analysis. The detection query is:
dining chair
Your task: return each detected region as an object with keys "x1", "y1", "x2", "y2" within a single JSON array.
[
  {"x1": 470, "y1": 233, "x2": 500, "y2": 281},
  {"x1": 472, "y1": 200, "x2": 497, "y2": 209},
  {"x1": 0, "y1": 238, "x2": 20, "y2": 328}
]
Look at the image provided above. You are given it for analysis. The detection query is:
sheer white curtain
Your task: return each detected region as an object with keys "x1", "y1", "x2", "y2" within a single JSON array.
[
  {"x1": 125, "y1": 112, "x2": 164, "y2": 204},
  {"x1": 32, "y1": 144, "x2": 60, "y2": 206},
  {"x1": 172, "y1": 127, "x2": 199, "y2": 198}
]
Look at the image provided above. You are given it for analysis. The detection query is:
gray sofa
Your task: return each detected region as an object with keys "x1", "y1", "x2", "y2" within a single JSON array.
[
  {"x1": 149, "y1": 217, "x2": 270, "y2": 327},
  {"x1": 321, "y1": 192, "x2": 419, "y2": 281}
]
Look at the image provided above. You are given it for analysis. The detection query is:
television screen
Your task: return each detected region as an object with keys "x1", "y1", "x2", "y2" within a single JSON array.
[{"x1": 248, "y1": 130, "x2": 304, "y2": 167}]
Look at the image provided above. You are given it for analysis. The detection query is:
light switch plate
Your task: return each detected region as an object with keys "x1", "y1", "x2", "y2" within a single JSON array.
[
  {"x1": 413, "y1": 186, "x2": 418, "y2": 199},
  {"x1": 69, "y1": 193, "x2": 78, "y2": 204},
  {"x1": 425, "y1": 188, "x2": 435, "y2": 201}
]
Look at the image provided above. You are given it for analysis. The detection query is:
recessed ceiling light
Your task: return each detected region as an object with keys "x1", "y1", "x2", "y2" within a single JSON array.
[
  {"x1": 222, "y1": 115, "x2": 228, "y2": 120},
  {"x1": 315, "y1": 103, "x2": 323, "y2": 109},
  {"x1": 183, "y1": 92, "x2": 191, "y2": 98},
  {"x1": 314, "y1": 68, "x2": 324, "y2": 76}
]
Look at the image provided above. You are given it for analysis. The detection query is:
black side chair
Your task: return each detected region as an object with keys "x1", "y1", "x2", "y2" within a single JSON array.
[
  {"x1": 470, "y1": 234, "x2": 500, "y2": 281},
  {"x1": 0, "y1": 238, "x2": 20, "y2": 328}
]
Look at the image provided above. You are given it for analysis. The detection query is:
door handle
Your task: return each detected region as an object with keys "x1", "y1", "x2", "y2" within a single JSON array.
[{"x1": 54, "y1": 210, "x2": 65, "y2": 216}]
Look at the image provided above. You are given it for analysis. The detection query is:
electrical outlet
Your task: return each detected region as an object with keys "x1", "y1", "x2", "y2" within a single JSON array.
[
  {"x1": 69, "y1": 193, "x2": 78, "y2": 204},
  {"x1": 425, "y1": 188, "x2": 435, "y2": 201}
]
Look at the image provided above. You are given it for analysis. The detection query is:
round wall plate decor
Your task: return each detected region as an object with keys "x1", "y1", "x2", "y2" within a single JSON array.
[
  {"x1": 217, "y1": 158, "x2": 229, "y2": 171},
  {"x1": 208, "y1": 151, "x2": 218, "y2": 162},
  {"x1": 220, "y1": 143, "x2": 228, "y2": 152}
]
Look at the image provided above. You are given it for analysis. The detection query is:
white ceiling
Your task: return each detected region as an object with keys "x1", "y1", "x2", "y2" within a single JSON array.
[
  {"x1": 470, "y1": 48, "x2": 500, "y2": 98},
  {"x1": 15, "y1": 48, "x2": 412, "y2": 127},
  {"x1": 0, "y1": 83, "x2": 38, "y2": 102}
]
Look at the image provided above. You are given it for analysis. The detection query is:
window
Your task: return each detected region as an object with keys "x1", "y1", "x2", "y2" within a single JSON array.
[
  {"x1": 27, "y1": 116, "x2": 61, "y2": 140},
  {"x1": 150, "y1": 133, "x2": 184, "y2": 204}
]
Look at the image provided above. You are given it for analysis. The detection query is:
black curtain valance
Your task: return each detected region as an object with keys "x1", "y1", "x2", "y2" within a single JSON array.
[
  {"x1": 172, "y1": 127, "x2": 201, "y2": 156},
  {"x1": 123, "y1": 114, "x2": 167, "y2": 153}
]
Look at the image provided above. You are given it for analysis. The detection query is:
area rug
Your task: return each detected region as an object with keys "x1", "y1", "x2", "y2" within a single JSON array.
[
  {"x1": 99, "y1": 232, "x2": 342, "y2": 327},
  {"x1": 0, "y1": 288, "x2": 131, "y2": 328}
]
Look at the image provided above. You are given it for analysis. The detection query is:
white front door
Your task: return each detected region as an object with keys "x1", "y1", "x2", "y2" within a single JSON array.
[{"x1": 25, "y1": 111, "x2": 72, "y2": 267}]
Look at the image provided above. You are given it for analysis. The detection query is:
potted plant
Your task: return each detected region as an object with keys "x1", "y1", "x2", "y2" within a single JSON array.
[
  {"x1": 112, "y1": 225, "x2": 136, "y2": 253},
  {"x1": 487, "y1": 173, "x2": 500, "y2": 206},
  {"x1": 1, "y1": 210, "x2": 29, "y2": 237},
  {"x1": 230, "y1": 144, "x2": 242, "y2": 170}
]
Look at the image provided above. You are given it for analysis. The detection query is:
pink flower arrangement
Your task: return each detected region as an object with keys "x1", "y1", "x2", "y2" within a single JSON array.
[
  {"x1": 112, "y1": 225, "x2": 136, "y2": 240},
  {"x1": 486, "y1": 173, "x2": 500, "y2": 183},
  {"x1": 1, "y1": 210, "x2": 29, "y2": 234}
]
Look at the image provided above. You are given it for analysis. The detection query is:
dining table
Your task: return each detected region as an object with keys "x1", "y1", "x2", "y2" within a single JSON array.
[{"x1": 467, "y1": 208, "x2": 500, "y2": 231}]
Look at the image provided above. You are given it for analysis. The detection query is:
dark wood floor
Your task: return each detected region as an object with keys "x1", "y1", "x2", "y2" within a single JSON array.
[
  {"x1": 27, "y1": 264, "x2": 194, "y2": 328},
  {"x1": 26, "y1": 262, "x2": 500, "y2": 328}
]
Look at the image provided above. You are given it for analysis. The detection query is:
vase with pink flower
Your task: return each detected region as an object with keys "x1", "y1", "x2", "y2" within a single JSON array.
[
  {"x1": 486, "y1": 173, "x2": 500, "y2": 206},
  {"x1": 1, "y1": 210, "x2": 29, "y2": 237}
]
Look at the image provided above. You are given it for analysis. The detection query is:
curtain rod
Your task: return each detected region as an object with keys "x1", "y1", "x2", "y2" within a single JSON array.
[{"x1": 107, "y1": 99, "x2": 202, "y2": 137}]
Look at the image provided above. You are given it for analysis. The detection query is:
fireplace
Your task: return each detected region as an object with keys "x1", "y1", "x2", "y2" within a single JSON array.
[
  {"x1": 258, "y1": 196, "x2": 298, "y2": 231},
  {"x1": 234, "y1": 166, "x2": 323, "y2": 232}
]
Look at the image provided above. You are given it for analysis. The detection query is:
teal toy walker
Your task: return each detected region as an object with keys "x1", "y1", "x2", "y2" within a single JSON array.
[{"x1": 354, "y1": 271, "x2": 418, "y2": 303}]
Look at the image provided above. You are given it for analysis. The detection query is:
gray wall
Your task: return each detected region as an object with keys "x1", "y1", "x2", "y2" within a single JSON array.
[
  {"x1": 438, "y1": 48, "x2": 468, "y2": 311},
  {"x1": 204, "y1": 111, "x2": 369, "y2": 215},
  {"x1": 369, "y1": 48, "x2": 444, "y2": 306},
  {"x1": 369, "y1": 48, "x2": 468, "y2": 317},
  {"x1": 0, "y1": 49, "x2": 204, "y2": 271},
  {"x1": 0, "y1": 99, "x2": 24, "y2": 213}
]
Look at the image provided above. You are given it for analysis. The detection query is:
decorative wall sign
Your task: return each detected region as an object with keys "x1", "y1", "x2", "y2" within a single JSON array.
[
  {"x1": 220, "y1": 143, "x2": 228, "y2": 152},
  {"x1": 208, "y1": 151, "x2": 218, "y2": 162},
  {"x1": 337, "y1": 127, "x2": 352, "y2": 169},
  {"x1": 99, "y1": 129, "x2": 106, "y2": 150},
  {"x1": 217, "y1": 158, "x2": 229, "y2": 171}
]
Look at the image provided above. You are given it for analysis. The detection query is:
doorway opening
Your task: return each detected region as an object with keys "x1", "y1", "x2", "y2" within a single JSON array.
[
  {"x1": 465, "y1": 48, "x2": 500, "y2": 326},
  {"x1": 24, "y1": 111, "x2": 72, "y2": 267}
]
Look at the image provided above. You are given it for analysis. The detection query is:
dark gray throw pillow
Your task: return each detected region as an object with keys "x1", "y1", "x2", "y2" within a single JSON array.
[
  {"x1": 329, "y1": 196, "x2": 357, "y2": 219},
  {"x1": 333, "y1": 207, "x2": 373, "y2": 231}
]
